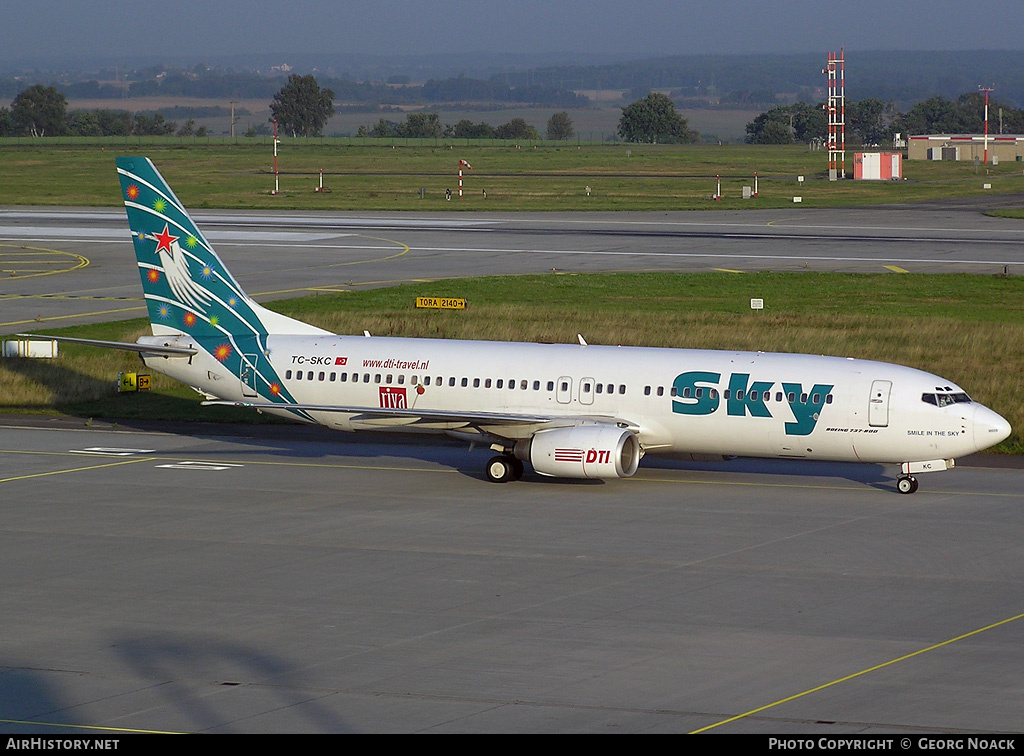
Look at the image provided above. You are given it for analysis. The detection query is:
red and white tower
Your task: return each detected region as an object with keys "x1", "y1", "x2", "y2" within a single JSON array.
[
  {"x1": 979, "y1": 85, "x2": 994, "y2": 164},
  {"x1": 824, "y1": 48, "x2": 846, "y2": 179}
]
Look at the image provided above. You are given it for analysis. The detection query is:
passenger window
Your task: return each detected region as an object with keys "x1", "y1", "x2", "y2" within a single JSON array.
[
  {"x1": 657, "y1": 386, "x2": 664, "y2": 397},
  {"x1": 318, "y1": 372, "x2": 325, "y2": 381},
  {"x1": 286, "y1": 370, "x2": 292, "y2": 379}
]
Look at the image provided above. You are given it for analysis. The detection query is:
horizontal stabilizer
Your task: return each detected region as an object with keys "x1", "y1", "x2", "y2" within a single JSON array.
[{"x1": 16, "y1": 333, "x2": 197, "y2": 356}]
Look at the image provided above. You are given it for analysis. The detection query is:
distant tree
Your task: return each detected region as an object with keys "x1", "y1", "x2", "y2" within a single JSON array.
[
  {"x1": 745, "y1": 102, "x2": 825, "y2": 144},
  {"x1": 270, "y1": 74, "x2": 335, "y2": 137},
  {"x1": 96, "y1": 109, "x2": 132, "y2": 137},
  {"x1": 67, "y1": 110, "x2": 102, "y2": 137},
  {"x1": 195, "y1": 125, "x2": 208, "y2": 138},
  {"x1": 449, "y1": 119, "x2": 496, "y2": 139},
  {"x1": 847, "y1": 98, "x2": 890, "y2": 145},
  {"x1": 618, "y1": 93, "x2": 698, "y2": 144},
  {"x1": 0, "y1": 107, "x2": 13, "y2": 136},
  {"x1": 176, "y1": 119, "x2": 196, "y2": 137},
  {"x1": 749, "y1": 119, "x2": 794, "y2": 144},
  {"x1": 902, "y1": 96, "x2": 965, "y2": 135},
  {"x1": 397, "y1": 112, "x2": 442, "y2": 138},
  {"x1": 495, "y1": 117, "x2": 539, "y2": 140},
  {"x1": 11, "y1": 84, "x2": 67, "y2": 137},
  {"x1": 546, "y1": 111, "x2": 574, "y2": 140},
  {"x1": 369, "y1": 118, "x2": 399, "y2": 138},
  {"x1": 953, "y1": 92, "x2": 1024, "y2": 134},
  {"x1": 133, "y1": 112, "x2": 175, "y2": 135}
]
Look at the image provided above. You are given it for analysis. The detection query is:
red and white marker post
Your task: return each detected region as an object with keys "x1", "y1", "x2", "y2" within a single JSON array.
[
  {"x1": 271, "y1": 119, "x2": 280, "y2": 195},
  {"x1": 458, "y1": 160, "x2": 472, "y2": 198}
]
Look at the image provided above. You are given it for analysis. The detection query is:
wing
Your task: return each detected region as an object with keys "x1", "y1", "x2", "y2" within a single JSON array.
[{"x1": 202, "y1": 399, "x2": 637, "y2": 437}]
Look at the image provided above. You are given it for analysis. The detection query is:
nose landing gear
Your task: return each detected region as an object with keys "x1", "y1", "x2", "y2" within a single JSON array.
[{"x1": 896, "y1": 474, "x2": 919, "y2": 494}]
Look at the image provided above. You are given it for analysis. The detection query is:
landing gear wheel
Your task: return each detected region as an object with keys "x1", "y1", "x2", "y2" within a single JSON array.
[
  {"x1": 896, "y1": 475, "x2": 919, "y2": 494},
  {"x1": 486, "y1": 455, "x2": 514, "y2": 483},
  {"x1": 510, "y1": 458, "x2": 525, "y2": 481}
]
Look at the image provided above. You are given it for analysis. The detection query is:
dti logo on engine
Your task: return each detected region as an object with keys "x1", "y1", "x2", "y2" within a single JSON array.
[
  {"x1": 585, "y1": 448, "x2": 611, "y2": 464},
  {"x1": 379, "y1": 387, "x2": 407, "y2": 409}
]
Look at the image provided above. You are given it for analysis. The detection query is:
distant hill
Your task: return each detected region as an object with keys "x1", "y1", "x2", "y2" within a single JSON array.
[
  {"x1": 3, "y1": 50, "x2": 1022, "y2": 110},
  {"x1": 496, "y1": 50, "x2": 1024, "y2": 108}
]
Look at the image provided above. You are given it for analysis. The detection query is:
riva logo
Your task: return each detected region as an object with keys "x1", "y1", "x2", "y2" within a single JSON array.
[
  {"x1": 672, "y1": 371, "x2": 833, "y2": 436},
  {"x1": 379, "y1": 387, "x2": 407, "y2": 409}
]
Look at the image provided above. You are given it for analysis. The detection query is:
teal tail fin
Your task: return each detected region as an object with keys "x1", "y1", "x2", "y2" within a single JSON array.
[{"x1": 115, "y1": 157, "x2": 326, "y2": 339}]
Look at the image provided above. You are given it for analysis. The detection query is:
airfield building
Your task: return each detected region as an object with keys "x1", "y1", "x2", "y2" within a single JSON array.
[{"x1": 908, "y1": 134, "x2": 1024, "y2": 162}]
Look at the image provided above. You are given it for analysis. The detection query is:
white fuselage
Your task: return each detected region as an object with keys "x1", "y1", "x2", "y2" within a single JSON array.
[{"x1": 144, "y1": 333, "x2": 1009, "y2": 465}]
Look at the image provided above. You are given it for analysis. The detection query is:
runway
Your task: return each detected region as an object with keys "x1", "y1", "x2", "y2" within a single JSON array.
[
  {"x1": 0, "y1": 419, "x2": 1022, "y2": 734},
  {"x1": 1, "y1": 204, "x2": 1023, "y2": 733},
  {"x1": 4, "y1": 203, "x2": 1024, "y2": 330}
]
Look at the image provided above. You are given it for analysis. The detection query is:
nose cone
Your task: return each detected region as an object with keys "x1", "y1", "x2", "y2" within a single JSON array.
[{"x1": 973, "y1": 405, "x2": 1012, "y2": 452}]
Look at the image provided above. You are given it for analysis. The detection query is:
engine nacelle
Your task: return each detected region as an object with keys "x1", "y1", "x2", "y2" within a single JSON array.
[{"x1": 518, "y1": 425, "x2": 640, "y2": 479}]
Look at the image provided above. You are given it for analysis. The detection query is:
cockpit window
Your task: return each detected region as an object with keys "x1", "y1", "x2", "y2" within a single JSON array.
[{"x1": 921, "y1": 392, "x2": 971, "y2": 407}]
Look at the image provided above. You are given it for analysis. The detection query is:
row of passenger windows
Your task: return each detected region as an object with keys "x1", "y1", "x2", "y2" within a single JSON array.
[
  {"x1": 280, "y1": 370, "x2": 833, "y2": 405},
  {"x1": 283, "y1": 370, "x2": 628, "y2": 394}
]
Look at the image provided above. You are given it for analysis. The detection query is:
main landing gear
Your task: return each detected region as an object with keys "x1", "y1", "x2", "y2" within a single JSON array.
[
  {"x1": 896, "y1": 474, "x2": 919, "y2": 495},
  {"x1": 486, "y1": 455, "x2": 524, "y2": 483}
]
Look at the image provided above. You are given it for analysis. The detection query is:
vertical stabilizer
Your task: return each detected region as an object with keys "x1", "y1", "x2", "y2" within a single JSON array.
[{"x1": 116, "y1": 157, "x2": 327, "y2": 339}]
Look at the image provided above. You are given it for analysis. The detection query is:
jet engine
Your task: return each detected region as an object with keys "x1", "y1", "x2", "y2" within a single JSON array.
[{"x1": 517, "y1": 425, "x2": 640, "y2": 479}]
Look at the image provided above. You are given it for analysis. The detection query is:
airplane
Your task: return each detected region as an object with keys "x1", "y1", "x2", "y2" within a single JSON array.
[{"x1": 22, "y1": 157, "x2": 1012, "y2": 493}]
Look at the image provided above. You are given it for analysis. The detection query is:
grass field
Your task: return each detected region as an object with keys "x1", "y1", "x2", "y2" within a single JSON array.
[
  {"x1": 1, "y1": 143, "x2": 1021, "y2": 453},
  {"x1": 5, "y1": 272, "x2": 1023, "y2": 453},
  {"x1": 2, "y1": 141, "x2": 1023, "y2": 211}
]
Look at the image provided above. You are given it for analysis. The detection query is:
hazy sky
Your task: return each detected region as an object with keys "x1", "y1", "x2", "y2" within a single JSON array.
[{"x1": 2, "y1": 0, "x2": 1023, "y2": 64}]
